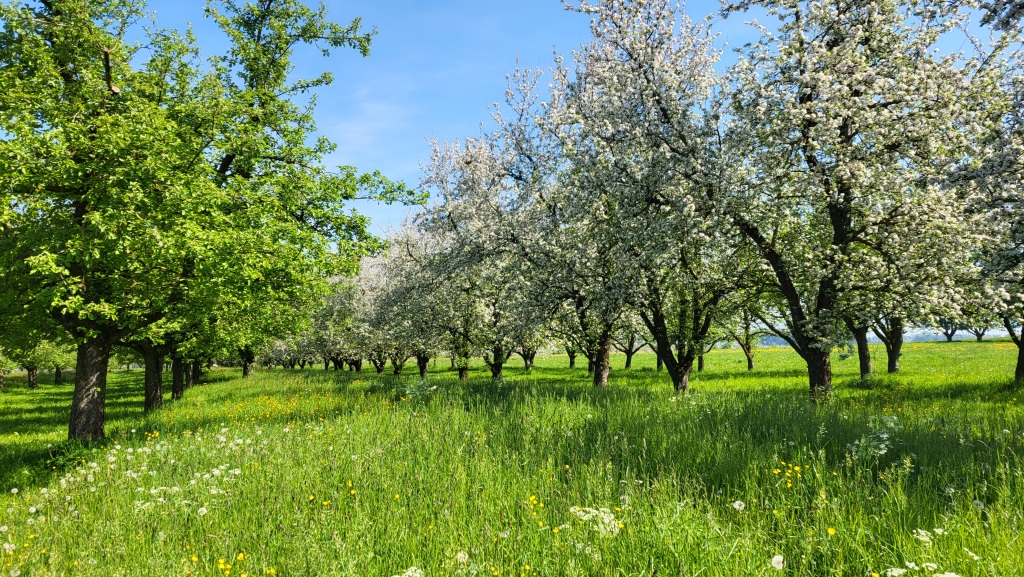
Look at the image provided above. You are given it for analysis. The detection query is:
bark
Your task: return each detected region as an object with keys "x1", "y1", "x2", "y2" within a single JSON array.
[
  {"x1": 675, "y1": 357, "x2": 694, "y2": 394},
  {"x1": 518, "y1": 347, "x2": 537, "y2": 371},
  {"x1": 184, "y1": 360, "x2": 195, "y2": 389},
  {"x1": 656, "y1": 354, "x2": 664, "y2": 372},
  {"x1": 806, "y1": 350, "x2": 832, "y2": 400},
  {"x1": 27, "y1": 367, "x2": 38, "y2": 389},
  {"x1": 624, "y1": 350, "x2": 634, "y2": 369},
  {"x1": 697, "y1": 355, "x2": 705, "y2": 373},
  {"x1": 566, "y1": 347, "x2": 577, "y2": 369},
  {"x1": 416, "y1": 354, "x2": 430, "y2": 379},
  {"x1": 847, "y1": 321, "x2": 873, "y2": 378},
  {"x1": 1016, "y1": 344, "x2": 1024, "y2": 385},
  {"x1": 943, "y1": 332, "x2": 955, "y2": 342},
  {"x1": 485, "y1": 345, "x2": 510, "y2": 380},
  {"x1": 450, "y1": 355, "x2": 457, "y2": 369},
  {"x1": 69, "y1": 339, "x2": 112, "y2": 441},
  {"x1": 391, "y1": 358, "x2": 404, "y2": 376},
  {"x1": 587, "y1": 356, "x2": 595, "y2": 375},
  {"x1": 592, "y1": 332, "x2": 613, "y2": 388},
  {"x1": 240, "y1": 347, "x2": 255, "y2": 378},
  {"x1": 353, "y1": 360, "x2": 363, "y2": 372},
  {"x1": 141, "y1": 345, "x2": 164, "y2": 413},
  {"x1": 523, "y1": 352, "x2": 535, "y2": 371},
  {"x1": 54, "y1": 365, "x2": 63, "y2": 384},
  {"x1": 458, "y1": 366, "x2": 469, "y2": 381},
  {"x1": 733, "y1": 335, "x2": 755, "y2": 370},
  {"x1": 171, "y1": 357, "x2": 185, "y2": 400},
  {"x1": 191, "y1": 360, "x2": 202, "y2": 384},
  {"x1": 872, "y1": 317, "x2": 905, "y2": 374},
  {"x1": 324, "y1": 358, "x2": 330, "y2": 371}
]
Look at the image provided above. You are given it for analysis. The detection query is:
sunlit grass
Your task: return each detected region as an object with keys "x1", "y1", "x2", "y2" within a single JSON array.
[{"x1": 1, "y1": 342, "x2": 1022, "y2": 576}]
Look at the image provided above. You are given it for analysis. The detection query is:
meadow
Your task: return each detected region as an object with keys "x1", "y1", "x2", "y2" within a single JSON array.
[{"x1": 1, "y1": 342, "x2": 1022, "y2": 577}]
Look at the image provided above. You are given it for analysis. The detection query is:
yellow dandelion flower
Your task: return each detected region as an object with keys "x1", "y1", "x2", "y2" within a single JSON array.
[{"x1": 827, "y1": 527, "x2": 836, "y2": 536}]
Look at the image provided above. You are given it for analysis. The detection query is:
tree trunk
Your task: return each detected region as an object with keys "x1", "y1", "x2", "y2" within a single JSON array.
[
  {"x1": 674, "y1": 355, "x2": 695, "y2": 394},
  {"x1": 587, "y1": 356, "x2": 595, "y2": 375},
  {"x1": 324, "y1": 359, "x2": 329, "y2": 371},
  {"x1": 69, "y1": 339, "x2": 112, "y2": 441},
  {"x1": 451, "y1": 355, "x2": 457, "y2": 369},
  {"x1": 171, "y1": 357, "x2": 185, "y2": 400},
  {"x1": 417, "y1": 355, "x2": 430, "y2": 379},
  {"x1": 142, "y1": 346, "x2": 164, "y2": 413},
  {"x1": 27, "y1": 367, "x2": 38, "y2": 389},
  {"x1": 873, "y1": 317, "x2": 904, "y2": 374},
  {"x1": 191, "y1": 360, "x2": 202, "y2": 384},
  {"x1": 566, "y1": 347, "x2": 576, "y2": 369},
  {"x1": 54, "y1": 365, "x2": 63, "y2": 384},
  {"x1": 458, "y1": 366, "x2": 468, "y2": 381},
  {"x1": 592, "y1": 333, "x2": 612, "y2": 388},
  {"x1": 624, "y1": 350, "x2": 633, "y2": 369},
  {"x1": 391, "y1": 359, "x2": 403, "y2": 376},
  {"x1": 489, "y1": 361, "x2": 503, "y2": 380},
  {"x1": 520, "y1": 348, "x2": 536, "y2": 371},
  {"x1": 944, "y1": 332, "x2": 954, "y2": 342},
  {"x1": 805, "y1": 350, "x2": 833, "y2": 401},
  {"x1": 353, "y1": 360, "x2": 362, "y2": 372},
  {"x1": 697, "y1": 355, "x2": 705, "y2": 372},
  {"x1": 849, "y1": 323, "x2": 873, "y2": 378},
  {"x1": 1015, "y1": 343, "x2": 1024, "y2": 385},
  {"x1": 184, "y1": 360, "x2": 195, "y2": 389},
  {"x1": 885, "y1": 328, "x2": 904, "y2": 374},
  {"x1": 743, "y1": 345, "x2": 754, "y2": 370},
  {"x1": 656, "y1": 354, "x2": 664, "y2": 372},
  {"x1": 240, "y1": 347, "x2": 255, "y2": 378}
]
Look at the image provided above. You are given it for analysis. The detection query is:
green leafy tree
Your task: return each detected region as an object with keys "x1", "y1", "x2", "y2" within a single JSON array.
[{"x1": 0, "y1": 0, "x2": 412, "y2": 440}]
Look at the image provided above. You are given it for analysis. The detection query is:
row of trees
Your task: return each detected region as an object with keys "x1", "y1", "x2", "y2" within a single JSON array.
[
  {"x1": 0, "y1": 0, "x2": 414, "y2": 440},
  {"x1": 273, "y1": 0, "x2": 1024, "y2": 399}
]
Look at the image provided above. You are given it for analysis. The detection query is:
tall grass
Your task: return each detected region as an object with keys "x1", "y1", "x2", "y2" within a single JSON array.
[{"x1": 1, "y1": 342, "x2": 1022, "y2": 576}]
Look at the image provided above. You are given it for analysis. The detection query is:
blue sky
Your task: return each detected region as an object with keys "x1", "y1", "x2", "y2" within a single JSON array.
[{"x1": 143, "y1": 1, "x2": 757, "y2": 234}]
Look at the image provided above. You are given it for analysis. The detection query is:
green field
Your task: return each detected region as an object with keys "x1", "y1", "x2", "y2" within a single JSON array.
[{"x1": 1, "y1": 342, "x2": 1023, "y2": 577}]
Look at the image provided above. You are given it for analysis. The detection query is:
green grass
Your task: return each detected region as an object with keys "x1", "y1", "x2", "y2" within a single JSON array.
[{"x1": 1, "y1": 342, "x2": 1023, "y2": 576}]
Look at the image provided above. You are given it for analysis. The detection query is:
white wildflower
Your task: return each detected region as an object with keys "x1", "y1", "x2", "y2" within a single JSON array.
[
  {"x1": 912, "y1": 529, "x2": 932, "y2": 544},
  {"x1": 197, "y1": 507, "x2": 208, "y2": 516},
  {"x1": 390, "y1": 568, "x2": 424, "y2": 577},
  {"x1": 455, "y1": 551, "x2": 469, "y2": 564},
  {"x1": 732, "y1": 500, "x2": 746, "y2": 511},
  {"x1": 771, "y1": 554, "x2": 785, "y2": 570}
]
